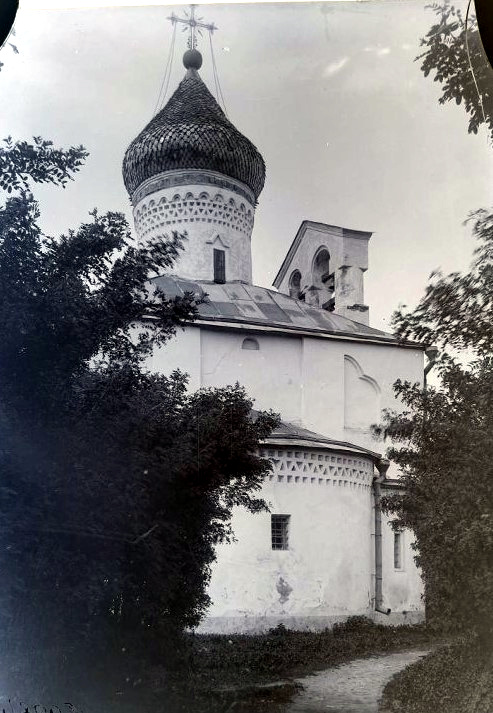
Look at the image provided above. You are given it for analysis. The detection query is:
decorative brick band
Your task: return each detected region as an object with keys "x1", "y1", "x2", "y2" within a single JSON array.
[
  {"x1": 135, "y1": 189, "x2": 255, "y2": 239},
  {"x1": 131, "y1": 169, "x2": 256, "y2": 207},
  {"x1": 257, "y1": 447, "x2": 374, "y2": 492}
]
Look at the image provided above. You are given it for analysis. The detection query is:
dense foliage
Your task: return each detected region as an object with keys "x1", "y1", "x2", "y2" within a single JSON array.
[
  {"x1": 374, "y1": 7, "x2": 493, "y2": 711},
  {"x1": 416, "y1": 1, "x2": 493, "y2": 140},
  {"x1": 380, "y1": 638, "x2": 493, "y2": 713},
  {"x1": 0, "y1": 137, "x2": 278, "y2": 684},
  {"x1": 376, "y1": 210, "x2": 493, "y2": 635},
  {"x1": 20, "y1": 617, "x2": 432, "y2": 713},
  {"x1": 375, "y1": 5, "x2": 493, "y2": 636},
  {"x1": 377, "y1": 362, "x2": 493, "y2": 634}
]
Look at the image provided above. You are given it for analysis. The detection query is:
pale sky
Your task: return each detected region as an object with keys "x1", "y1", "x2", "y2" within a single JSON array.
[{"x1": 1, "y1": 1, "x2": 492, "y2": 331}]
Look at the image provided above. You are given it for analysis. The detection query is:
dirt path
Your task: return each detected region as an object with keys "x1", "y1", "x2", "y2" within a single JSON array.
[{"x1": 286, "y1": 649, "x2": 429, "y2": 713}]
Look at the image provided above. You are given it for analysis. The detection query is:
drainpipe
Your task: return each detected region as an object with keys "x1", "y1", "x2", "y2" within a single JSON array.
[{"x1": 373, "y1": 458, "x2": 391, "y2": 615}]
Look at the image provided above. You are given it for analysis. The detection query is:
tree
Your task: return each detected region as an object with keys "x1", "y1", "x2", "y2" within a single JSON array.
[
  {"x1": 372, "y1": 2, "x2": 493, "y2": 638},
  {"x1": 377, "y1": 362, "x2": 493, "y2": 636},
  {"x1": 0, "y1": 137, "x2": 278, "y2": 693},
  {"x1": 393, "y1": 209, "x2": 493, "y2": 355},
  {"x1": 376, "y1": 209, "x2": 493, "y2": 636},
  {"x1": 416, "y1": 1, "x2": 493, "y2": 141}
]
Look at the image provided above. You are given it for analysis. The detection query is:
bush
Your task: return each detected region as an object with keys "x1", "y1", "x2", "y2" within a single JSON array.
[
  {"x1": 332, "y1": 615, "x2": 377, "y2": 636},
  {"x1": 267, "y1": 623, "x2": 291, "y2": 636},
  {"x1": 380, "y1": 638, "x2": 493, "y2": 713}
]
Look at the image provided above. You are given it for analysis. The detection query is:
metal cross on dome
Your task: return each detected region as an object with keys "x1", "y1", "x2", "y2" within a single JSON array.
[{"x1": 167, "y1": 5, "x2": 217, "y2": 50}]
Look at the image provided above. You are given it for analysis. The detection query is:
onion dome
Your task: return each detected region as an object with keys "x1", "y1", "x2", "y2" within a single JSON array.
[{"x1": 122, "y1": 53, "x2": 266, "y2": 201}]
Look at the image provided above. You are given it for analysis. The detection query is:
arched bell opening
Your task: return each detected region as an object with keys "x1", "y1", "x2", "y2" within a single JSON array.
[{"x1": 289, "y1": 270, "x2": 302, "y2": 300}]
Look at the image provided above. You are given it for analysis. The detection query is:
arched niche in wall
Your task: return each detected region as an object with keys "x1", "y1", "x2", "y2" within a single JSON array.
[
  {"x1": 289, "y1": 270, "x2": 302, "y2": 299},
  {"x1": 344, "y1": 355, "x2": 381, "y2": 430},
  {"x1": 242, "y1": 337, "x2": 260, "y2": 351}
]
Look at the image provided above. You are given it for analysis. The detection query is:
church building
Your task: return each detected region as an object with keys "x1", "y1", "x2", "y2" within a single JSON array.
[{"x1": 122, "y1": 34, "x2": 425, "y2": 633}]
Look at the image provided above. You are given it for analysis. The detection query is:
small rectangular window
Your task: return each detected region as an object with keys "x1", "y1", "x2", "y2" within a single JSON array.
[
  {"x1": 394, "y1": 531, "x2": 403, "y2": 570},
  {"x1": 213, "y1": 248, "x2": 226, "y2": 283},
  {"x1": 271, "y1": 514, "x2": 290, "y2": 550}
]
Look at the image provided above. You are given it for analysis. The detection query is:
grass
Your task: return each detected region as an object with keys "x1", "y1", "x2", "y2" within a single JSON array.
[
  {"x1": 379, "y1": 636, "x2": 493, "y2": 713},
  {"x1": 142, "y1": 617, "x2": 436, "y2": 712},
  {"x1": 179, "y1": 617, "x2": 433, "y2": 687},
  {"x1": 4, "y1": 618, "x2": 437, "y2": 713}
]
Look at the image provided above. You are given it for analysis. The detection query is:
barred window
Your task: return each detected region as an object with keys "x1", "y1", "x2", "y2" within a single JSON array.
[
  {"x1": 394, "y1": 531, "x2": 403, "y2": 570},
  {"x1": 271, "y1": 515, "x2": 290, "y2": 550}
]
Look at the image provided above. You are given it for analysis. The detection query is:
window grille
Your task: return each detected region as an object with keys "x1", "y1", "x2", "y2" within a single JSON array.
[
  {"x1": 394, "y1": 531, "x2": 403, "y2": 569},
  {"x1": 213, "y1": 248, "x2": 226, "y2": 283},
  {"x1": 271, "y1": 514, "x2": 290, "y2": 550}
]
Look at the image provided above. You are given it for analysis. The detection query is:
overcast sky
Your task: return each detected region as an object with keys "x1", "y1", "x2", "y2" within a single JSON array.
[{"x1": 1, "y1": 1, "x2": 492, "y2": 330}]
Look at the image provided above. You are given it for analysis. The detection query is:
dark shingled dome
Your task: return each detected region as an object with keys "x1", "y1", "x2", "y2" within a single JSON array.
[{"x1": 122, "y1": 68, "x2": 266, "y2": 200}]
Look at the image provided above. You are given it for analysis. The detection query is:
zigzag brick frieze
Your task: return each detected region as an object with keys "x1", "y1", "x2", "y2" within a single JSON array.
[
  {"x1": 257, "y1": 447, "x2": 374, "y2": 492},
  {"x1": 135, "y1": 191, "x2": 254, "y2": 238}
]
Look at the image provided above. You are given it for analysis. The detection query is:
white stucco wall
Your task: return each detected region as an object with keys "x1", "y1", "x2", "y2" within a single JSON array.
[
  {"x1": 147, "y1": 322, "x2": 424, "y2": 631},
  {"x1": 199, "y1": 449, "x2": 375, "y2": 633},
  {"x1": 200, "y1": 331, "x2": 303, "y2": 425},
  {"x1": 150, "y1": 326, "x2": 202, "y2": 392},
  {"x1": 198, "y1": 452, "x2": 424, "y2": 633},
  {"x1": 133, "y1": 175, "x2": 255, "y2": 283},
  {"x1": 377, "y1": 512, "x2": 424, "y2": 626},
  {"x1": 152, "y1": 325, "x2": 423, "y2": 451}
]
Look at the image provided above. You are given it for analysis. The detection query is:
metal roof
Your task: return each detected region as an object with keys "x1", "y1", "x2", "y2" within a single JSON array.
[
  {"x1": 263, "y1": 419, "x2": 382, "y2": 460},
  {"x1": 149, "y1": 275, "x2": 401, "y2": 344}
]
